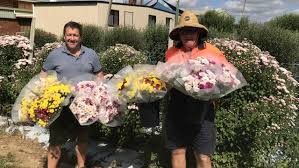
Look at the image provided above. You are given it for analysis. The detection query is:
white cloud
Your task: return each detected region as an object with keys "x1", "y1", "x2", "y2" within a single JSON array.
[
  {"x1": 224, "y1": 0, "x2": 289, "y2": 22},
  {"x1": 290, "y1": 9, "x2": 299, "y2": 14}
]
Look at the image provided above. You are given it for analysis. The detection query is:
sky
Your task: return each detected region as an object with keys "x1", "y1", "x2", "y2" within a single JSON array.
[
  {"x1": 147, "y1": 0, "x2": 299, "y2": 22},
  {"x1": 48, "y1": 0, "x2": 299, "y2": 22}
]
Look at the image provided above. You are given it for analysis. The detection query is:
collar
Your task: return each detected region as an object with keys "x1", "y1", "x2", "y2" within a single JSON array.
[{"x1": 62, "y1": 43, "x2": 86, "y2": 56}]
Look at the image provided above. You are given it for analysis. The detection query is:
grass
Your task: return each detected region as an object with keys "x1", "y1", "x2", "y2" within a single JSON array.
[{"x1": 0, "y1": 153, "x2": 20, "y2": 168}]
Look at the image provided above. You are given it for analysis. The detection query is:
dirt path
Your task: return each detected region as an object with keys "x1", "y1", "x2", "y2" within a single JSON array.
[{"x1": 0, "y1": 130, "x2": 47, "y2": 168}]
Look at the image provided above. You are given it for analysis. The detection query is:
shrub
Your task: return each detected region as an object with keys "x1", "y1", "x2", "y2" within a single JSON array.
[
  {"x1": 34, "y1": 29, "x2": 57, "y2": 48},
  {"x1": 143, "y1": 24, "x2": 169, "y2": 64},
  {"x1": 81, "y1": 24, "x2": 104, "y2": 52},
  {"x1": 103, "y1": 27, "x2": 144, "y2": 51},
  {"x1": 0, "y1": 35, "x2": 32, "y2": 115},
  {"x1": 99, "y1": 44, "x2": 148, "y2": 74},
  {"x1": 211, "y1": 38, "x2": 298, "y2": 167},
  {"x1": 268, "y1": 14, "x2": 299, "y2": 31},
  {"x1": 208, "y1": 27, "x2": 238, "y2": 40},
  {"x1": 96, "y1": 106, "x2": 147, "y2": 146},
  {"x1": 0, "y1": 41, "x2": 61, "y2": 115},
  {"x1": 238, "y1": 24, "x2": 299, "y2": 65},
  {"x1": 199, "y1": 10, "x2": 235, "y2": 33}
]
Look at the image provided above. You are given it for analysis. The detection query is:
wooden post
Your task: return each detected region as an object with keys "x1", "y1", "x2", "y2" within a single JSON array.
[
  {"x1": 175, "y1": 0, "x2": 180, "y2": 25},
  {"x1": 105, "y1": 0, "x2": 113, "y2": 29},
  {"x1": 29, "y1": 3, "x2": 36, "y2": 60},
  {"x1": 168, "y1": 18, "x2": 174, "y2": 48}
]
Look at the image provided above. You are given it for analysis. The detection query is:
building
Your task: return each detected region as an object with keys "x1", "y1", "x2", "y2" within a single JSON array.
[
  {"x1": 34, "y1": 0, "x2": 179, "y2": 36},
  {"x1": 0, "y1": 0, "x2": 34, "y2": 35}
]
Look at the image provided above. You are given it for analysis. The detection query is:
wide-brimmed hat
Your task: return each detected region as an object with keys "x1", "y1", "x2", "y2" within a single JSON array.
[{"x1": 169, "y1": 11, "x2": 208, "y2": 41}]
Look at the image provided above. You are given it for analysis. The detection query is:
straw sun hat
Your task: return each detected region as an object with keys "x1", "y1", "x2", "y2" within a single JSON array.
[{"x1": 169, "y1": 11, "x2": 208, "y2": 41}]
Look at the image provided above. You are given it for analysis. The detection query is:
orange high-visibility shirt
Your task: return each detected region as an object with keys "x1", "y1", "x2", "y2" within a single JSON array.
[{"x1": 165, "y1": 42, "x2": 230, "y2": 66}]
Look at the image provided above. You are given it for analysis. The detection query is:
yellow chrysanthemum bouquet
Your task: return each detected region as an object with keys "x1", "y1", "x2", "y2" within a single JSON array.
[
  {"x1": 107, "y1": 65, "x2": 137, "y2": 102},
  {"x1": 11, "y1": 71, "x2": 71, "y2": 127},
  {"x1": 107, "y1": 65, "x2": 167, "y2": 103},
  {"x1": 133, "y1": 64, "x2": 167, "y2": 103}
]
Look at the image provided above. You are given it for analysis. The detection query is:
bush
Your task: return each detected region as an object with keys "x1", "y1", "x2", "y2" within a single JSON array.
[
  {"x1": 103, "y1": 27, "x2": 144, "y2": 51},
  {"x1": 208, "y1": 27, "x2": 238, "y2": 40},
  {"x1": 99, "y1": 44, "x2": 148, "y2": 74},
  {"x1": 211, "y1": 38, "x2": 298, "y2": 167},
  {"x1": 199, "y1": 10, "x2": 235, "y2": 33},
  {"x1": 81, "y1": 24, "x2": 104, "y2": 52},
  {"x1": 0, "y1": 35, "x2": 32, "y2": 115},
  {"x1": 143, "y1": 24, "x2": 169, "y2": 64},
  {"x1": 34, "y1": 29, "x2": 57, "y2": 48},
  {"x1": 268, "y1": 14, "x2": 299, "y2": 31},
  {"x1": 238, "y1": 24, "x2": 299, "y2": 65},
  {"x1": 0, "y1": 41, "x2": 61, "y2": 116}
]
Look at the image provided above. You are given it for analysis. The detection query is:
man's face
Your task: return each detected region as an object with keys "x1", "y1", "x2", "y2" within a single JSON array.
[{"x1": 64, "y1": 27, "x2": 81, "y2": 50}]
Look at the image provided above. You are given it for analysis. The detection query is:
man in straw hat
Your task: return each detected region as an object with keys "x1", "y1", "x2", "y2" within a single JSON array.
[{"x1": 164, "y1": 11, "x2": 230, "y2": 168}]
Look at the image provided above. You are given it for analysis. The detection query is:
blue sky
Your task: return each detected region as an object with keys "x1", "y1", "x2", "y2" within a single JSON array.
[
  {"x1": 49, "y1": 0, "x2": 299, "y2": 22},
  {"x1": 144, "y1": 0, "x2": 299, "y2": 22}
]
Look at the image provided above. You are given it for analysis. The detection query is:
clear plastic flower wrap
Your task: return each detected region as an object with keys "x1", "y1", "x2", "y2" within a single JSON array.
[
  {"x1": 157, "y1": 56, "x2": 247, "y2": 100},
  {"x1": 107, "y1": 65, "x2": 167, "y2": 103},
  {"x1": 92, "y1": 82, "x2": 126, "y2": 126},
  {"x1": 69, "y1": 74, "x2": 126, "y2": 126},
  {"x1": 132, "y1": 64, "x2": 167, "y2": 103},
  {"x1": 106, "y1": 65, "x2": 137, "y2": 102},
  {"x1": 11, "y1": 71, "x2": 71, "y2": 127}
]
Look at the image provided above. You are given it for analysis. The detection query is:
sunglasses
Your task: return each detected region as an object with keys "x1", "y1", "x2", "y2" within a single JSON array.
[{"x1": 179, "y1": 28, "x2": 199, "y2": 34}]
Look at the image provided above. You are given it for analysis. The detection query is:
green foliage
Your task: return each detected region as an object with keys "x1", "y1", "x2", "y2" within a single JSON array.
[
  {"x1": 0, "y1": 41, "x2": 59, "y2": 115},
  {"x1": 99, "y1": 44, "x2": 148, "y2": 74},
  {"x1": 211, "y1": 38, "x2": 299, "y2": 167},
  {"x1": 143, "y1": 24, "x2": 169, "y2": 64},
  {"x1": 96, "y1": 108, "x2": 146, "y2": 146},
  {"x1": 238, "y1": 24, "x2": 299, "y2": 65},
  {"x1": 0, "y1": 45, "x2": 23, "y2": 76},
  {"x1": 268, "y1": 14, "x2": 299, "y2": 31},
  {"x1": 103, "y1": 27, "x2": 144, "y2": 51},
  {"x1": 81, "y1": 24, "x2": 104, "y2": 53},
  {"x1": 208, "y1": 27, "x2": 238, "y2": 40},
  {"x1": 199, "y1": 10, "x2": 235, "y2": 33},
  {"x1": 34, "y1": 29, "x2": 57, "y2": 48},
  {"x1": 237, "y1": 16, "x2": 250, "y2": 33}
]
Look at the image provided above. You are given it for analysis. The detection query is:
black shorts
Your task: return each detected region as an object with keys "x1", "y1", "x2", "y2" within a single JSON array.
[
  {"x1": 49, "y1": 107, "x2": 90, "y2": 146},
  {"x1": 165, "y1": 119, "x2": 216, "y2": 155}
]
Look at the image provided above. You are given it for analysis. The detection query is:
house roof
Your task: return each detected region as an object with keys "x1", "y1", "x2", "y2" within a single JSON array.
[
  {"x1": 146, "y1": 0, "x2": 183, "y2": 14},
  {"x1": 34, "y1": 0, "x2": 183, "y2": 15}
]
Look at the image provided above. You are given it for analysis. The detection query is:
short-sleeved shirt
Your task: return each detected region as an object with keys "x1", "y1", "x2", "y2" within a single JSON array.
[{"x1": 42, "y1": 44, "x2": 102, "y2": 80}]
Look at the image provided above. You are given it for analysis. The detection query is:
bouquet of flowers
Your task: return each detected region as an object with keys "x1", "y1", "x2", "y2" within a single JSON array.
[
  {"x1": 69, "y1": 80, "x2": 99, "y2": 125},
  {"x1": 108, "y1": 65, "x2": 167, "y2": 103},
  {"x1": 92, "y1": 82, "x2": 126, "y2": 125},
  {"x1": 69, "y1": 74, "x2": 126, "y2": 126},
  {"x1": 133, "y1": 64, "x2": 167, "y2": 103},
  {"x1": 107, "y1": 65, "x2": 137, "y2": 102},
  {"x1": 157, "y1": 56, "x2": 247, "y2": 100},
  {"x1": 11, "y1": 71, "x2": 71, "y2": 127}
]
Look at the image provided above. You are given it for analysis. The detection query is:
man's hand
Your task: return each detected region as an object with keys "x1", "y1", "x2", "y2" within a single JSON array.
[{"x1": 96, "y1": 71, "x2": 105, "y2": 81}]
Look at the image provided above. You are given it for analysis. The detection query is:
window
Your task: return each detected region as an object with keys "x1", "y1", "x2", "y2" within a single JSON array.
[
  {"x1": 124, "y1": 11, "x2": 133, "y2": 26},
  {"x1": 148, "y1": 15, "x2": 156, "y2": 25},
  {"x1": 166, "y1": 17, "x2": 171, "y2": 28},
  {"x1": 108, "y1": 10, "x2": 119, "y2": 27}
]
